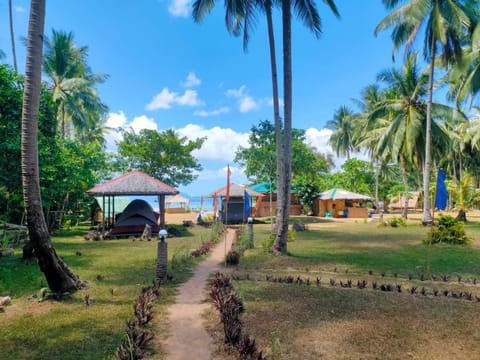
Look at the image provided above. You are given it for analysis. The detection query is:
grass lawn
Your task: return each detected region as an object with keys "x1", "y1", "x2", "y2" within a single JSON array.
[
  {"x1": 0, "y1": 224, "x2": 214, "y2": 360},
  {"x1": 209, "y1": 213, "x2": 480, "y2": 359}
]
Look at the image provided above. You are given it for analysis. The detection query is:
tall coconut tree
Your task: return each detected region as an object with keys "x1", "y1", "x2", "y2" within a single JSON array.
[
  {"x1": 8, "y1": 0, "x2": 18, "y2": 72},
  {"x1": 375, "y1": 0, "x2": 474, "y2": 224},
  {"x1": 272, "y1": 0, "x2": 339, "y2": 254},
  {"x1": 43, "y1": 29, "x2": 108, "y2": 139},
  {"x1": 193, "y1": 0, "x2": 284, "y2": 235},
  {"x1": 22, "y1": 0, "x2": 82, "y2": 293},
  {"x1": 327, "y1": 106, "x2": 357, "y2": 159},
  {"x1": 193, "y1": 0, "x2": 339, "y2": 253}
]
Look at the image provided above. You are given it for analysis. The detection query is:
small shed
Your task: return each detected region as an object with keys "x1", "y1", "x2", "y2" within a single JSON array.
[
  {"x1": 205, "y1": 183, "x2": 263, "y2": 223},
  {"x1": 165, "y1": 194, "x2": 190, "y2": 214},
  {"x1": 250, "y1": 181, "x2": 302, "y2": 216},
  {"x1": 389, "y1": 191, "x2": 421, "y2": 210},
  {"x1": 314, "y1": 188, "x2": 372, "y2": 218},
  {"x1": 86, "y1": 170, "x2": 178, "y2": 231}
]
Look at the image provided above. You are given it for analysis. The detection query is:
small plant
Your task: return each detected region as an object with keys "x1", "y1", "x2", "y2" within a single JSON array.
[
  {"x1": 261, "y1": 236, "x2": 274, "y2": 252},
  {"x1": 1, "y1": 233, "x2": 9, "y2": 249},
  {"x1": 425, "y1": 214, "x2": 471, "y2": 245}
]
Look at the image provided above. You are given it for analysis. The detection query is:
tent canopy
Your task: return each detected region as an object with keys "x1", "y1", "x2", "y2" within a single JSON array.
[
  {"x1": 250, "y1": 181, "x2": 297, "y2": 194},
  {"x1": 317, "y1": 188, "x2": 372, "y2": 201}
]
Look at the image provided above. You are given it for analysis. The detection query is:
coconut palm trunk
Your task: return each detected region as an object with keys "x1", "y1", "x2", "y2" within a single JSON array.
[
  {"x1": 399, "y1": 154, "x2": 409, "y2": 219},
  {"x1": 22, "y1": 0, "x2": 82, "y2": 293},
  {"x1": 272, "y1": 0, "x2": 292, "y2": 254},
  {"x1": 266, "y1": 6, "x2": 284, "y2": 236},
  {"x1": 8, "y1": 0, "x2": 18, "y2": 72},
  {"x1": 423, "y1": 36, "x2": 435, "y2": 224}
]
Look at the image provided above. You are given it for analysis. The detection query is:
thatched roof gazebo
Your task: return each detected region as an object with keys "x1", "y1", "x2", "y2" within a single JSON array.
[{"x1": 87, "y1": 170, "x2": 179, "y2": 229}]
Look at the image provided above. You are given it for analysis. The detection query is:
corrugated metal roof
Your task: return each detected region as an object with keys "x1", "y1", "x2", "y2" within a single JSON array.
[{"x1": 87, "y1": 170, "x2": 179, "y2": 196}]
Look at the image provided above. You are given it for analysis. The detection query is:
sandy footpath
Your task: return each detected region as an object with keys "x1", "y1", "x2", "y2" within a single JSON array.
[{"x1": 157, "y1": 228, "x2": 233, "y2": 360}]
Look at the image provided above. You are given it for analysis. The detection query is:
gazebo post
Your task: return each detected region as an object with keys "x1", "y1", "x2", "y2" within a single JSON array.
[{"x1": 158, "y1": 194, "x2": 165, "y2": 228}]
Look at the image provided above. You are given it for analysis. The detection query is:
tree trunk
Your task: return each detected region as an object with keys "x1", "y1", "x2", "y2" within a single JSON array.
[
  {"x1": 21, "y1": 0, "x2": 82, "y2": 293},
  {"x1": 266, "y1": 8, "x2": 283, "y2": 236},
  {"x1": 400, "y1": 154, "x2": 408, "y2": 219},
  {"x1": 8, "y1": 0, "x2": 18, "y2": 72},
  {"x1": 422, "y1": 36, "x2": 435, "y2": 224},
  {"x1": 272, "y1": 0, "x2": 291, "y2": 254}
]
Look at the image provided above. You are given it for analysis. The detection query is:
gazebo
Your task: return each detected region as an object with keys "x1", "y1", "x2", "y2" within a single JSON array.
[
  {"x1": 86, "y1": 170, "x2": 179, "y2": 231},
  {"x1": 165, "y1": 194, "x2": 190, "y2": 214}
]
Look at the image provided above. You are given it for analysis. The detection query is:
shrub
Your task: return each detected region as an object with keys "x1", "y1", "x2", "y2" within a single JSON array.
[
  {"x1": 424, "y1": 214, "x2": 471, "y2": 245},
  {"x1": 261, "y1": 236, "x2": 275, "y2": 252}
]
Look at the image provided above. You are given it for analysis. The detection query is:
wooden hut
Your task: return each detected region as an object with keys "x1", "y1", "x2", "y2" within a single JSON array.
[
  {"x1": 249, "y1": 181, "x2": 302, "y2": 217},
  {"x1": 165, "y1": 194, "x2": 190, "y2": 214},
  {"x1": 314, "y1": 188, "x2": 372, "y2": 218}
]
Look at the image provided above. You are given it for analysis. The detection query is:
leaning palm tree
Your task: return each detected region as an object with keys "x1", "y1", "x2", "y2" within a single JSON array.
[
  {"x1": 22, "y1": 0, "x2": 82, "y2": 293},
  {"x1": 375, "y1": 0, "x2": 474, "y2": 223}
]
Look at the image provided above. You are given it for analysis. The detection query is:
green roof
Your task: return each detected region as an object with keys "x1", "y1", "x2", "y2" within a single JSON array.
[{"x1": 250, "y1": 181, "x2": 297, "y2": 194}]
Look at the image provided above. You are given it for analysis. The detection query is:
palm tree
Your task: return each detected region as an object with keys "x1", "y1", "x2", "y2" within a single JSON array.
[
  {"x1": 8, "y1": 0, "x2": 18, "y2": 72},
  {"x1": 193, "y1": 0, "x2": 284, "y2": 236},
  {"x1": 193, "y1": 0, "x2": 339, "y2": 253},
  {"x1": 21, "y1": 0, "x2": 82, "y2": 293},
  {"x1": 43, "y1": 29, "x2": 108, "y2": 139},
  {"x1": 446, "y1": 23, "x2": 480, "y2": 105},
  {"x1": 375, "y1": 0, "x2": 474, "y2": 223},
  {"x1": 327, "y1": 106, "x2": 356, "y2": 159},
  {"x1": 366, "y1": 54, "x2": 457, "y2": 218}
]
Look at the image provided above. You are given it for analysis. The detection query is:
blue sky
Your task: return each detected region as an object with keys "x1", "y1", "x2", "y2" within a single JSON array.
[{"x1": 0, "y1": 1, "x2": 398, "y2": 196}]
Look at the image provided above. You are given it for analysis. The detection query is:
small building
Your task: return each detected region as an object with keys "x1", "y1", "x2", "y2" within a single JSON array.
[
  {"x1": 249, "y1": 181, "x2": 302, "y2": 217},
  {"x1": 165, "y1": 194, "x2": 190, "y2": 214},
  {"x1": 314, "y1": 188, "x2": 372, "y2": 218},
  {"x1": 388, "y1": 191, "x2": 421, "y2": 211},
  {"x1": 204, "y1": 183, "x2": 263, "y2": 224}
]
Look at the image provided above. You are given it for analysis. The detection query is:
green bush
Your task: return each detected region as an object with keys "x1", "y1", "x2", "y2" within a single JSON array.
[
  {"x1": 389, "y1": 217, "x2": 407, "y2": 227},
  {"x1": 424, "y1": 215, "x2": 471, "y2": 245},
  {"x1": 261, "y1": 236, "x2": 275, "y2": 252}
]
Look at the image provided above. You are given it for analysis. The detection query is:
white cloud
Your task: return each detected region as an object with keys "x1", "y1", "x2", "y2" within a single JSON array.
[
  {"x1": 239, "y1": 96, "x2": 259, "y2": 112},
  {"x1": 176, "y1": 124, "x2": 249, "y2": 161},
  {"x1": 104, "y1": 111, "x2": 128, "y2": 152},
  {"x1": 146, "y1": 88, "x2": 177, "y2": 110},
  {"x1": 15, "y1": 6, "x2": 25, "y2": 13},
  {"x1": 226, "y1": 85, "x2": 247, "y2": 98},
  {"x1": 129, "y1": 115, "x2": 158, "y2": 133},
  {"x1": 176, "y1": 89, "x2": 204, "y2": 106},
  {"x1": 146, "y1": 88, "x2": 203, "y2": 110},
  {"x1": 304, "y1": 127, "x2": 333, "y2": 152},
  {"x1": 104, "y1": 112, "x2": 157, "y2": 152},
  {"x1": 182, "y1": 72, "x2": 201, "y2": 87},
  {"x1": 168, "y1": 0, "x2": 191, "y2": 17},
  {"x1": 226, "y1": 85, "x2": 261, "y2": 113},
  {"x1": 194, "y1": 106, "x2": 230, "y2": 117}
]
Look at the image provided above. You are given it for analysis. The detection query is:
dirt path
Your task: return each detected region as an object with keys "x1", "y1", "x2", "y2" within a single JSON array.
[{"x1": 160, "y1": 228, "x2": 234, "y2": 360}]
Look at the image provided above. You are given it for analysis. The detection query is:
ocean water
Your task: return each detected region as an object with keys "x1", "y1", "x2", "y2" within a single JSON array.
[{"x1": 127, "y1": 195, "x2": 213, "y2": 212}]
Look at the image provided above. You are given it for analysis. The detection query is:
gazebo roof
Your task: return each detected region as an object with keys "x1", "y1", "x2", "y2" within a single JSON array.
[
  {"x1": 86, "y1": 170, "x2": 179, "y2": 196},
  {"x1": 204, "y1": 183, "x2": 263, "y2": 198},
  {"x1": 317, "y1": 188, "x2": 372, "y2": 201},
  {"x1": 165, "y1": 194, "x2": 190, "y2": 204}
]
